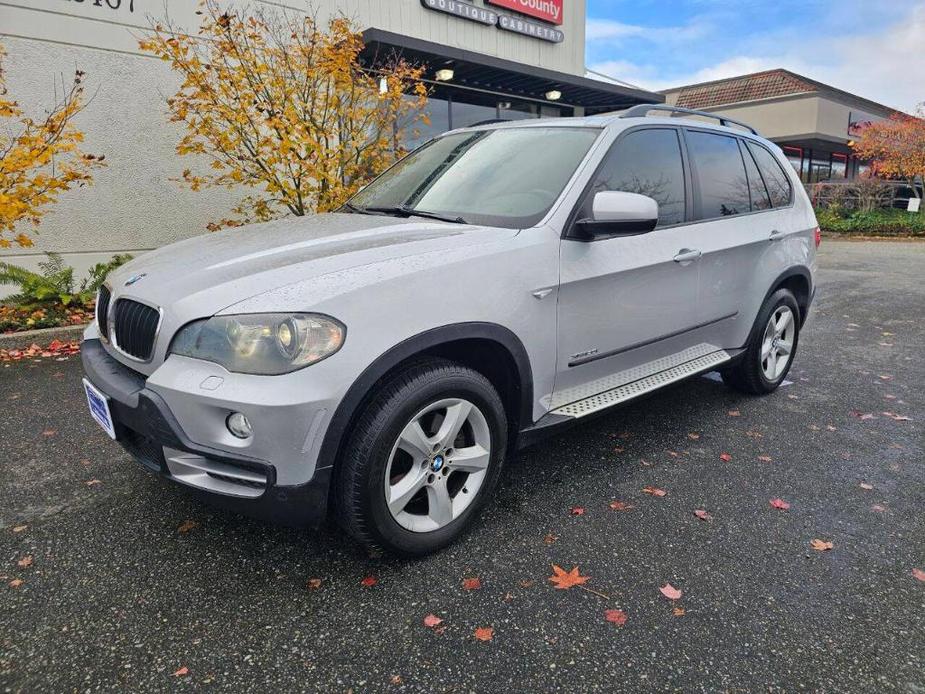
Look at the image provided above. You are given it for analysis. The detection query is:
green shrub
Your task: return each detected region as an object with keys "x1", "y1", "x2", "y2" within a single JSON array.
[
  {"x1": 0, "y1": 252, "x2": 133, "y2": 308},
  {"x1": 815, "y1": 207, "x2": 925, "y2": 237}
]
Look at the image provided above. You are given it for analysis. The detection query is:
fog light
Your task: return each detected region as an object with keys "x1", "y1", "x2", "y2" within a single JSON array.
[{"x1": 226, "y1": 412, "x2": 252, "y2": 439}]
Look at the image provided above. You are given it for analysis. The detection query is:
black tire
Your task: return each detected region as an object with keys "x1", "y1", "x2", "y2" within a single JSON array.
[
  {"x1": 334, "y1": 358, "x2": 507, "y2": 557},
  {"x1": 722, "y1": 288, "x2": 801, "y2": 395}
]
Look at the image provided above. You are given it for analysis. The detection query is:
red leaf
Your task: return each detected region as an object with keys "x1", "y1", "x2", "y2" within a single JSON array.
[
  {"x1": 173, "y1": 666, "x2": 189, "y2": 677},
  {"x1": 462, "y1": 577, "x2": 481, "y2": 591},
  {"x1": 693, "y1": 509, "x2": 712, "y2": 522},
  {"x1": 604, "y1": 609, "x2": 627, "y2": 625},
  {"x1": 474, "y1": 626, "x2": 494, "y2": 642},
  {"x1": 719, "y1": 452, "x2": 733, "y2": 462},
  {"x1": 659, "y1": 583, "x2": 682, "y2": 600},
  {"x1": 547, "y1": 565, "x2": 589, "y2": 590},
  {"x1": 423, "y1": 614, "x2": 443, "y2": 628},
  {"x1": 17, "y1": 555, "x2": 33, "y2": 568},
  {"x1": 642, "y1": 486, "x2": 667, "y2": 497},
  {"x1": 360, "y1": 575, "x2": 378, "y2": 587},
  {"x1": 769, "y1": 498, "x2": 790, "y2": 510},
  {"x1": 727, "y1": 410, "x2": 741, "y2": 417},
  {"x1": 306, "y1": 578, "x2": 322, "y2": 590},
  {"x1": 569, "y1": 506, "x2": 585, "y2": 516},
  {"x1": 609, "y1": 500, "x2": 634, "y2": 511},
  {"x1": 810, "y1": 539, "x2": 834, "y2": 551},
  {"x1": 913, "y1": 568, "x2": 925, "y2": 582}
]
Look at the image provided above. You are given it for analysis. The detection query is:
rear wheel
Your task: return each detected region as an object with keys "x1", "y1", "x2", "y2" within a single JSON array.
[
  {"x1": 722, "y1": 289, "x2": 800, "y2": 395},
  {"x1": 334, "y1": 358, "x2": 507, "y2": 557}
]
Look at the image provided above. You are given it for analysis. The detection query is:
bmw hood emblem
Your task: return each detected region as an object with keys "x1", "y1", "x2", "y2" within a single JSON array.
[{"x1": 124, "y1": 273, "x2": 146, "y2": 286}]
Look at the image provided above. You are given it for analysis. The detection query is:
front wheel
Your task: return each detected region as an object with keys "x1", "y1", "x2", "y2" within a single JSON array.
[
  {"x1": 722, "y1": 288, "x2": 800, "y2": 395},
  {"x1": 334, "y1": 358, "x2": 507, "y2": 557}
]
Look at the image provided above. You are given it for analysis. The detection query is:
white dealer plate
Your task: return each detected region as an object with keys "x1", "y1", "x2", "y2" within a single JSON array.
[{"x1": 83, "y1": 378, "x2": 116, "y2": 440}]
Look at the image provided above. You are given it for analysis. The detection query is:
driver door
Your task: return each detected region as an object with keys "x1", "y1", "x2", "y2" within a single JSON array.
[{"x1": 551, "y1": 127, "x2": 703, "y2": 410}]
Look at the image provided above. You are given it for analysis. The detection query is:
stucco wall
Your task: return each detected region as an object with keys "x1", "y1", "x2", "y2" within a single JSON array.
[{"x1": 0, "y1": 0, "x2": 586, "y2": 296}]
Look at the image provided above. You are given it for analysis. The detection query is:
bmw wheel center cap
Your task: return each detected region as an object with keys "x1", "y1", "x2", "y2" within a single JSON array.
[{"x1": 431, "y1": 455, "x2": 445, "y2": 472}]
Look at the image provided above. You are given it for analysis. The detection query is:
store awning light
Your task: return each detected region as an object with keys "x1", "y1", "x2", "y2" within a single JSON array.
[
  {"x1": 545, "y1": 89, "x2": 562, "y2": 101},
  {"x1": 435, "y1": 68, "x2": 455, "y2": 82}
]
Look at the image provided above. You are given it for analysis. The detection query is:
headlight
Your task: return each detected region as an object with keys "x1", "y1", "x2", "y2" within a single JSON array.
[{"x1": 169, "y1": 313, "x2": 345, "y2": 375}]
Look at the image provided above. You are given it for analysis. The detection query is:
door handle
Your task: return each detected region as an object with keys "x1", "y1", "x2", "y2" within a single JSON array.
[
  {"x1": 768, "y1": 230, "x2": 786, "y2": 242},
  {"x1": 673, "y1": 248, "x2": 702, "y2": 263}
]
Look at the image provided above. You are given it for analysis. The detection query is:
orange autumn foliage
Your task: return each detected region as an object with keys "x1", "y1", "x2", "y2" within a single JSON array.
[
  {"x1": 0, "y1": 44, "x2": 103, "y2": 249},
  {"x1": 139, "y1": 1, "x2": 429, "y2": 230},
  {"x1": 851, "y1": 105, "x2": 925, "y2": 198}
]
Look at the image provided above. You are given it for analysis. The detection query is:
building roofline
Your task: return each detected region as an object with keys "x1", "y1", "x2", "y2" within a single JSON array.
[{"x1": 660, "y1": 68, "x2": 909, "y2": 118}]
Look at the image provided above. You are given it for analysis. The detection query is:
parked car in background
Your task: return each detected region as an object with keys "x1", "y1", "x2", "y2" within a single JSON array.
[{"x1": 82, "y1": 106, "x2": 818, "y2": 556}]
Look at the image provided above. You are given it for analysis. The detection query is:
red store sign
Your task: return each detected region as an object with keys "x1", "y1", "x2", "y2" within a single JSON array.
[{"x1": 486, "y1": 0, "x2": 563, "y2": 25}]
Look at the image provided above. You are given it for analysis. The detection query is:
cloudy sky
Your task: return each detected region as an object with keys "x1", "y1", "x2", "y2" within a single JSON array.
[{"x1": 585, "y1": 0, "x2": 925, "y2": 113}]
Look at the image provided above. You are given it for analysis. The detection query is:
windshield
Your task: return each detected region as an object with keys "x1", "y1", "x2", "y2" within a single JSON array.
[{"x1": 347, "y1": 127, "x2": 601, "y2": 229}]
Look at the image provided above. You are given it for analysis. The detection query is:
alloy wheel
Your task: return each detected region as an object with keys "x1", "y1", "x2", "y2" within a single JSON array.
[{"x1": 760, "y1": 305, "x2": 795, "y2": 381}]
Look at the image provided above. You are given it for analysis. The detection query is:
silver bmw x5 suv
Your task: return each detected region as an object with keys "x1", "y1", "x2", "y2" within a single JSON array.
[{"x1": 82, "y1": 105, "x2": 818, "y2": 556}]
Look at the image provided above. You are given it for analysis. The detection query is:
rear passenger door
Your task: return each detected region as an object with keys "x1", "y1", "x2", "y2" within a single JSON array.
[{"x1": 680, "y1": 129, "x2": 792, "y2": 349}]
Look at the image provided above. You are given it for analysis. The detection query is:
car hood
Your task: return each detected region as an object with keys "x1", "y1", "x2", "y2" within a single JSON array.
[{"x1": 106, "y1": 212, "x2": 517, "y2": 314}]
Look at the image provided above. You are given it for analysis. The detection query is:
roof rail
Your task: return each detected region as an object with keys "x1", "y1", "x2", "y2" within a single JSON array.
[{"x1": 620, "y1": 103, "x2": 760, "y2": 135}]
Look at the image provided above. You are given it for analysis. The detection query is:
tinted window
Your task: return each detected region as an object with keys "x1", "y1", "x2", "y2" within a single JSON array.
[
  {"x1": 741, "y1": 143, "x2": 772, "y2": 211},
  {"x1": 747, "y1": 142, "x2": 793, "y2": 207},
  {"x1": 687, "y1": 131, "x2": 750, "y2": 219},
  {"x1": 586, "y1": 129, "x2": 686, "y2": 227}
]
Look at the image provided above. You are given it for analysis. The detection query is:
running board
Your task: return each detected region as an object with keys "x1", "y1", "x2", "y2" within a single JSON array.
[{"x1": 549, "y1": 350, "x2": 732, "y2": 419}]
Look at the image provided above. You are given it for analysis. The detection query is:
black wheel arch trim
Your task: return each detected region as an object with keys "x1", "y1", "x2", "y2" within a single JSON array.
[
  {"x1": 317, "y1": 322, "x2": 534, "y2": 472},
  {"x1": 764, "y1": 265, "x2": 814, "y2": 325}
]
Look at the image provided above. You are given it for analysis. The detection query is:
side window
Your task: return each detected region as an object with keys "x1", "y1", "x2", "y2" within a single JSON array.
[
  {"x1": 584, "y1": 129, "x2": 686, "y2": 227},
  {"x1": 686, "y1": 130, "x2": 751, "y2": 219},
  {"x1": 746, "y1": 141, "x2": 793, "y2": 207},
  {"x1": 740, "y1": 141, "x2": 772, "y2": 211}
]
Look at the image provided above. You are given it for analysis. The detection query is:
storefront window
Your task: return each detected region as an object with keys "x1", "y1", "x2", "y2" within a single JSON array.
[
  {"x1": 808, "y1": 152, "x2": 832, "y2": 183},
  {"x1": 499, "y1": 101, "x2": 539, "y2": 120},
  {"x1": 831, "y1": 153, "x2": 848, "y2": 179},
  {"x1": 404, "y1": 96, "x2": 450, "y2": 150},
  {"x1": 452, "y1": 100, "x2": 497, "y2": 129},
  {"x1": 782, "y1": 146, "x2": 804, "y2": 180}
]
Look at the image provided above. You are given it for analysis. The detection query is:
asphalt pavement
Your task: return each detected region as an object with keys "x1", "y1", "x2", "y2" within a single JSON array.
[{"x1": 1, "y1": 240, "x2": 924, "y2": 692}]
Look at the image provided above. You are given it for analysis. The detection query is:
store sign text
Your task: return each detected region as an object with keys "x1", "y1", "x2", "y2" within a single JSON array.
[
  {"x1": 65, "y1": 0, "x2": 135, "y2": 11},
  {"x1": 420, "y1": 0, "x2": 564, "y2": 42},
  {"x1": 486, "y1": 0, "x2": 562, "y2": 25}
]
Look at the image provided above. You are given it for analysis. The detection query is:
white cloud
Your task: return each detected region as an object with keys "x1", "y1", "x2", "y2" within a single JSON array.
[
  {"x1": 588, "y1": 3, "x2": 925, "y2": 113},
  {"x1": 586, "y1": 17, "x2": 709, "y2": 44}
]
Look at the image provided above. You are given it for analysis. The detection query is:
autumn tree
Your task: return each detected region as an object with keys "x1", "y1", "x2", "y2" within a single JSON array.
[
  {"x1": 0, "y1": 44, "x2": 103, "y2": 249},
  {"x1": 850, "y1": 105, "x2": 925, "y2": 200},
  {"x1": 140, "y1": 1, "x2": 429, "y2": 230}
]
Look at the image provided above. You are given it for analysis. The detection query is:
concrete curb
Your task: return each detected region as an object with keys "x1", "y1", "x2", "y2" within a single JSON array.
[{"x1": 0, "y1": 324, "x2": 88, "y2": 350}]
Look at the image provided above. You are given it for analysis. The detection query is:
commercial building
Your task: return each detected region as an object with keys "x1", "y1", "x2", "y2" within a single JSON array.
[
  {"x1": 661, "y1": 69, "x2": 906, "y2": 183},
  {"x1": 0, "y1": 0, "x2": 660, "y2": 284}
]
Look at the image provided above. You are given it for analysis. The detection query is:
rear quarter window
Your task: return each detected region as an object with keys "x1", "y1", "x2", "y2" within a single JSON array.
[{"x1": 746, "y1": 141, "x2": 793, "y2": 207}]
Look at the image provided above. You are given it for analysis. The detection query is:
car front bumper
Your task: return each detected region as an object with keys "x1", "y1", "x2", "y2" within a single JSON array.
[{"x1": 81, "y1": 338, "x2": 331, "y2": 526}]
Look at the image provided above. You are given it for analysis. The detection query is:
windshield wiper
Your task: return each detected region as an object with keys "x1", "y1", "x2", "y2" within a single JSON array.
[
  {"x1": 341, "y1": 201, "x2": 372, "y2": 215},
  {"x1": 364, "y1": 205, "x2": 467, "y2": 225}
]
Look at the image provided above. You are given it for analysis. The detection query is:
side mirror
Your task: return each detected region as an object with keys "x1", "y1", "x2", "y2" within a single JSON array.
[{"x1": 574, "y1": 191, "x2": 659, "y2": 239}]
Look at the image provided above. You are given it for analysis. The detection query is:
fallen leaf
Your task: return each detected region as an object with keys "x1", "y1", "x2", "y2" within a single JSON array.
[
  {"x1": 41, "y1": 429, "x2": 57, "y2": 437},
  {"x1": 569, "y1": 506, "x2": 585, "y2": 516},
  {"x1": 913, "y1": 568, "x2": 925, "y2": 582},
  {"x1": 769, "y1": 498, "x2": 791, "y2": 511},
  {"x1": 673, "y1": 607, "x2": 686, "y2": 617},
  {"x1": 882, "y1": 412, "x2": 912, "y2": 421},
  {"x1": 16, "y1": 555, "x2": 32, "y2": 568},
  {"x1": 719, "y1": 452, "x2": 733, "y2": 462},
  {"x1": 609, "y1": 500, "x2": 634, "y2": 511},
  {"x1": 757, "y1": 455, "x2": 773, "y2": 462},
  {"x1": 177, "y1": 519, "x2": 198, "y2": 534},
  {"x1": 604, "y1": 609, "x2": 627, "y2": 625},
  {"x1": 360, "y1": 575, "x2": 378, "y2": 587},
  {"x1": 693, "y1": 509, "x2": 712, "y2": 522},
  {"x1": 543, "y1": 533, "x2": 558, "y2": 545},
  {"x1": 810, "y1": 539, "x2": 834, "y2": 551},
  {"x1": 859, "y1": 482, "x2": 873, "y2": 491},
  {"x1": 727, "y1": 410, "x2": 741, "y2": 417},
  {"x1": 879, "y1": 374, "x2": 893, "y2": 381},
  {"x1": 642, "y1": 486, "x2": 667, "y2": 497},
  {"x1": 423, "y1": 614, "x2": 443, "y2": 628},
  {"x1": 173, "y1": 666, "x2": 189, "y2": 677},
  {"x1": 548, "y1": 565, "x2": 589, "y2": 590},
  {"x1": 85, "y1": 479, "x2": 102, "y2": 486},
  {"x1": 519, "y1": 579, "x2": 534, "y2": 589},
  {"x1": 474, "y1": 627, "x2": 494, "y2": 642},
  {"x1": 871, "y1": 505, "x2": 886, "y2": 513},
  {"x1": 746, "y1": 430, "x2": 763, "y2": 439},
  {"x1": 390, "y1": 675, "x2": 403, "y2": 685},
  {"x1": 462, "y1": 577, "x2": 482, "y2": 591},
  {"x1": 687, "y1": 432, "x2": 700, "y2": 440},
  {"x1": 659, "y1": 583, "x2": 682, "y2": 600},
  {"x1": 613, "y1": 446, "x2": 625, "y2": 454},
  {"x1": 12, "y1": 525, "x2": 27, "y2": 533},
  {"x1": 306, "y1": 578, "x2": 322, "y2": 590}
]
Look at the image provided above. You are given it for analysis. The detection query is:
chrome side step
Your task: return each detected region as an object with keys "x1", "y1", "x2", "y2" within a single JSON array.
[{"x1": 550, "y1": 350, "x2": 731, "y2": 419}]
